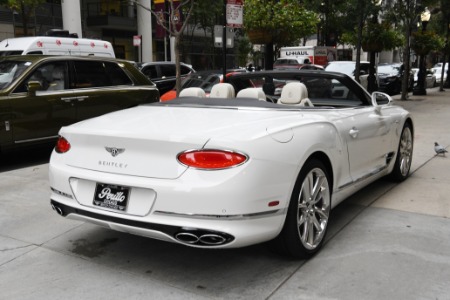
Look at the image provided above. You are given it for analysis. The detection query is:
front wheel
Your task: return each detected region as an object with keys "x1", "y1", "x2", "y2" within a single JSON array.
[
  {"x1": 270, "y1": 159, "x2": 331, "y2": 259},
  {"x1": 389, "y1": 122, "x2": 413, "y2": 182}
]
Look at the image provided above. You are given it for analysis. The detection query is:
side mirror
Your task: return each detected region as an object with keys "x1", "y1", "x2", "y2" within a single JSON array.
[
  {"x1": 27, "y1": 81, "x2": 43, "y2": 96},
  {"x1": 371, "y1": 91, "x2": 392, "y2": 109}
]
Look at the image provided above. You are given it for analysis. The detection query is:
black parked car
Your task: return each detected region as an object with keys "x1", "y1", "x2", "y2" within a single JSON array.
[
  {"x1": 138, "y1": 61, "x2": 195, "y2": 95},
  {"x1": 377, "y1": 63, "x2": 413, "y2": 95}
]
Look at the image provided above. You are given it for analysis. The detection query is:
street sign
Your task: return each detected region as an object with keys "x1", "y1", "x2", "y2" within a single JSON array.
[
  {"x1": 133, "y1": 35, "x2": 141, "y2": 47},
  {"x1": 226, "y1": 0, "x2": 243, "y2": 28}
]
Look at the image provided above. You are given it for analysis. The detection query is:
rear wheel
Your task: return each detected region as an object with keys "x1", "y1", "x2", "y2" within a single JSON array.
[
  {"x1": 270, "y1": 159, "x2": 331, "y2": 259},
  {"x1": 389, "y1": 122, "x2": 413, "y2": 182}
]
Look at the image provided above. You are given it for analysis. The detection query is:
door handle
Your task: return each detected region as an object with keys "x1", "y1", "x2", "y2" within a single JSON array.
[
  {"x1": 76, "y1": 96, "x2": 89, "y2": 101},
  {"x1": 61, "y1": 96, "x2": 89, "y2": 102},
  {"x1": 349, "y1": 127, "x2": 359, "y2": 138},
  {"x1": 61, "y1": 96, "x2": 78, "y2": 102}
]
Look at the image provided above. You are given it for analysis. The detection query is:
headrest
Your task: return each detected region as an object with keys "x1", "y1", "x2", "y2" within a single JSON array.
[
  {"x1": 279, "y1": 82, "x2": 308, "y2": 105},
  {"x1": 52, "y1": 67, "x2": 64, "y2": 80},
  {"x1": 179, "y1": 87, "x2": 206, "y2": 98},
  {"x1": 236, "y1": 88, "x2": 266, "y2": 101},
  {"x1": 210, "y1": 83, "x2": 235, "y2": 98}
]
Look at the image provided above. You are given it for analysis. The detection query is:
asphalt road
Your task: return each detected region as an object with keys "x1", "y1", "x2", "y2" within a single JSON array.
[{"x1": 1, "y1": 88, "x2": 450, "y2": 300}]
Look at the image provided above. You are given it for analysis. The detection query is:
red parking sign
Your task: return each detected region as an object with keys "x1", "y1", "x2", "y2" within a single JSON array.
[
  {"x1": 226, "y1": 0, "x2": 243, "y2": 28},
  {"x1": 133, "y1": 35, "x2": 141, "y2": 47}
]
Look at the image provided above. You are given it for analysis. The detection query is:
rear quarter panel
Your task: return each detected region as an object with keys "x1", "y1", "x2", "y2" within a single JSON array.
[{"x1": 204, "y1": 113, "x2": 350, "y2": 210}]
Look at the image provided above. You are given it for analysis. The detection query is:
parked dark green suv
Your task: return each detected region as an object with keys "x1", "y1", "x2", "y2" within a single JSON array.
[{"x1": 0, "y1": 55, "x2": 159, "y2": 152}]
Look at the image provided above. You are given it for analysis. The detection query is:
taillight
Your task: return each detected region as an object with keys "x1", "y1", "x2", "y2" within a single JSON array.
[
  {"x1": 55, "y1": 136, "x2": 71, "y2": 153},
  {"x1": 177, "y1": 150, "x2": 248, "y2": 169}
]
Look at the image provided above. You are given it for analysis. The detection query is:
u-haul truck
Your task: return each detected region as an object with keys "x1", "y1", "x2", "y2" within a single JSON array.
[
  {"x1": 0, "y1": 36, "x2": 115, "y2": 57},
  {"x1": 279, "y1": 46, "x2": 337, "y2": 66}
]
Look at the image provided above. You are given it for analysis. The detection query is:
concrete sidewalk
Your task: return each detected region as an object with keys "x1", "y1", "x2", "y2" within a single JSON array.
[{"x1": 1, "y1": 87, "x2": 450, "y2": 300}]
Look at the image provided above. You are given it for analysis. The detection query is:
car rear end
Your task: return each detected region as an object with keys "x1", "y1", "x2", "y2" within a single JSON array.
[{"x1": 48, "y1": 103, "x2": 302, "y2": 248}]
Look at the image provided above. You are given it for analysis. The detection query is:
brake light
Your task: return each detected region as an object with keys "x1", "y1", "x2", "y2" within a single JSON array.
[
  {"x1": 55, "y1": 136, "x2": 71, "y2": 153},
  {"x1": 177, "y1": 150, "x2": 247, "y2": 169}
]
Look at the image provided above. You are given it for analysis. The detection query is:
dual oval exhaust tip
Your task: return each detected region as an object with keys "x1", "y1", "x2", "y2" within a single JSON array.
[{"x1": 175, "y1": 231, "x2": 232, "y2": 246}]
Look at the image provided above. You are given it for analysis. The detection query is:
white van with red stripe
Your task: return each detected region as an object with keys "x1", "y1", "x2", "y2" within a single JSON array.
[{"x1": 0, "y1": 36, "x2": 115, "y2": 57}]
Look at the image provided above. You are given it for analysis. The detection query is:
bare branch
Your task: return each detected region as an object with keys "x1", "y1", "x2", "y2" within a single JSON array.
[{"x1": 129, "y1": 0, "x2": 195, "y2": 37}]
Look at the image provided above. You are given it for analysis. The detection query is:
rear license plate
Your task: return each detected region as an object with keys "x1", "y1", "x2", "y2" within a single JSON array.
[{"x1": 93, "y1": 183, "x2": 129, "y2": 211}]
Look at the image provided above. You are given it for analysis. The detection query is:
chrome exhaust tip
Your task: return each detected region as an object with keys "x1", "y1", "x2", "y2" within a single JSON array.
[
  {"x1": 51, "y1": 204, "x2": 64, "y2": 216},
  {"x1": 199, "y1": 234, "x2": 227, "y2": 245},
  {"x1": 175, "y1": 232, "x2": 200, "y2": 244}
]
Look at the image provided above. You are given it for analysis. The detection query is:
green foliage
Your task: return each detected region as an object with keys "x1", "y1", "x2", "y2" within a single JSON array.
[
  {"x1": 243, "y1": 0, "x2": 319, "y2": 45},
  {"x1": 411, "y1": 30, "x2": 446, "y2": 55},
  {"x1": 189, "y1": 0, "x2": 222, "y2": 31},
  {"x1": 236, "y1": 35, "x2": 252, "y2": 67},
  {"x1": 1, "y1": 0, "x2": 45, "y2": 10},
  {"x1": 342, "y1": 21, "x2": 404, "y2": 52},
  {"x1": 361, "y1": 22, "x2": 405, "y2": 51}
]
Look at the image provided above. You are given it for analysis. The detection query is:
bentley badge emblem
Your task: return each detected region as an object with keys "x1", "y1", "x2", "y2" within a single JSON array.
[{"x1": 105, "y1": 147, "x2": 125, "y2": 157}]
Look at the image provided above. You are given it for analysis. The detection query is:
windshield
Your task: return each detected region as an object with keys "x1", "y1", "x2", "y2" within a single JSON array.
[
  {"x1": 378, "y1": 65, "x2": 400, "y2": 73},
  {"x1": 181, "y1": 74, "x2": 221, "y2": 93},
  {"x1": 325, "y1": 63, "x2": 355, "y2": 76},
  {"x1": 0, "y1": 60, "x2": 31, "y2": 89}
]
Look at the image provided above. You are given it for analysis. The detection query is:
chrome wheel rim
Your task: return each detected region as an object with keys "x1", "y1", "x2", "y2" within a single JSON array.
[
  {"x1": 399, "y1": 126, "x2": 413, "y2": 177},
  {"x1": 297, "y1": 168, "x2": 330, "y2": 250}
]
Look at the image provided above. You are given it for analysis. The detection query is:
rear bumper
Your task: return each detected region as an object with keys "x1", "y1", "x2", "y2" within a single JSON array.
[
  {"x1": 50, "y1": 198, "x2": 285, "y2": 248},
  {"x1": 51, "y1": 199, "x2": 235, "y2": 246}
]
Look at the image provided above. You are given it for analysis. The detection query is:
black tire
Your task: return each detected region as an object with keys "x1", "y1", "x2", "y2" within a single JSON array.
[
  {"x1": 389, "y1": 122, "x2": 413, "y2": 182},
  {"x1": 269, "y1": 159, "x2": 331, "y2": 259}
]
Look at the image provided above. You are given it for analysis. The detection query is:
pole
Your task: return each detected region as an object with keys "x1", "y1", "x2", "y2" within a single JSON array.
[{"x1": 223, "y1": 0, "x2": 227, "y2": 81}]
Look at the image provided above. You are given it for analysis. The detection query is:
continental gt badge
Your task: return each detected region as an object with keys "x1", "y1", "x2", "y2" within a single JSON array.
[{"x1": 105, "y1": 147, "x2": 125, "y2": 157}]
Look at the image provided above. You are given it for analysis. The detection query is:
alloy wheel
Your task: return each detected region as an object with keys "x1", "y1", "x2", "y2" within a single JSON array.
[
  {"x1": 297, "y1": 168, "x2": 331, "y2": 250},
  {"x1": 399, "y1": 126, "x2": 413, "y2": 177}
]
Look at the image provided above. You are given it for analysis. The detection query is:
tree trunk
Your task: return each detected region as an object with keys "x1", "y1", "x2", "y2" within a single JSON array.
[
  {"x1": 401, "y1": 24, "x2": 412, "y2": 100},
  {"x1": 174, "y1": 35, "x2": 181, "y2": 97},
  {"x1": 264, "y1": 42, "x2": 274, "y2": 70},
  {"x1": 367, "y1": 51, "x2": 377, "y2": 93},
  {"x1": 354, "y1": 0, "x2": 365, "y2": 84},
  {"x1": 439, "y1": 53, "x2": 446, "y2": 91}
]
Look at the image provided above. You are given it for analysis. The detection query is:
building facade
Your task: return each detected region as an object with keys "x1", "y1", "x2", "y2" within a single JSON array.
[{"x1": 0, "y1": 0, "x2": 158, "y2": 62}]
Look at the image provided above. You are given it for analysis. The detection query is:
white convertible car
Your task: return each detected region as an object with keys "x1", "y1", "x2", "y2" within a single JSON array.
[{"x1": 49, "y1": 70, "x2": 414, "y2": 258}]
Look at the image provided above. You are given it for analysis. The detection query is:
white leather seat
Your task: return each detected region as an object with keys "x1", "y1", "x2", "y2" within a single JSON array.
[
  {"x1": 236, "y1": 88, "x2": 266, "y2": 101},
  {"x1": 209, "y1": 83, "x2": 235, "y2": 98},
  {"x1": 278, "y1": 82, "x2": 313, "y2": 107},
  {"x1": 179, "y1": 87, "x2": 206, "y2": 98}
]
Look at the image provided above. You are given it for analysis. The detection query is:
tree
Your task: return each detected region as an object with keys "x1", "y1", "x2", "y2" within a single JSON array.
[
  {"x1": 429, "y1": 0, "x2": 450, "y2": 89},
  {"x1": 383, "y1": 0, "x2": 440, "y2": 99},
  {"x1": 243, "y1": 0, "x2": 319, "y2": 69},
  {"x1": 340, "y1": 0, "x2": 373, "y2": 86},
  {"x1": 0, "y1": 0, "x2": 45, "y2": 36},
  {"x1": 184, "y1": 0, "x2": 223, "y2": 69},
  {"x1": 131, "y1": 0, "x2": 196, "y2": 97}
]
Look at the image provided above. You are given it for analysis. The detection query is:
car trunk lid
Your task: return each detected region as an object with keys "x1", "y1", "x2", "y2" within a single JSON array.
[{"x1": 59, "y1": 104, "x2": 295, "y2": 179}]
